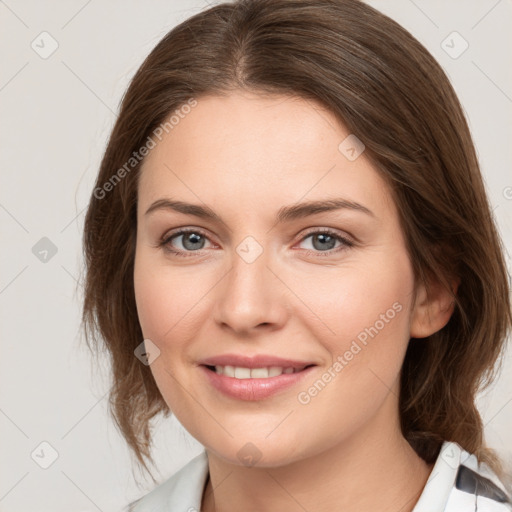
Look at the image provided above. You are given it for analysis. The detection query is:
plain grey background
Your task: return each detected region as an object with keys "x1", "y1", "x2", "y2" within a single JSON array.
[{"x1": 1, "y1": 1, "x2": 511, "y2": 510}]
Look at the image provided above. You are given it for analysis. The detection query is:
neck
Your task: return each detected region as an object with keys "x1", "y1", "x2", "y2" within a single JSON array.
[{"x1": 201, "y1": 397, "x2": 433, "y2": 512}]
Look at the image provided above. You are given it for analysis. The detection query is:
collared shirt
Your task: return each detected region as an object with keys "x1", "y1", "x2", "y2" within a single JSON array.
[{"x1": 127, "y1": 441, "x2": 511, "y2": 511}]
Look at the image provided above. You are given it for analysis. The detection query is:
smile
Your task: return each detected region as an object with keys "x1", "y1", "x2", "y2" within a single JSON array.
[
  {"x1": 207, "y1": 365, "x2": 311, "y2": 378},
  {"x1": 200, "y1": 364, "x2": 316, "y2": 401}
]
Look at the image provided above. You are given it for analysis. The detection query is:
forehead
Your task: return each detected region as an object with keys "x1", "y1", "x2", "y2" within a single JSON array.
[
  {"x1": 143, "y1": 91, "x2": 343, "y2": 168},
  {"x1": 138, "y1": 91, "x2": 395, "y2": 220}
]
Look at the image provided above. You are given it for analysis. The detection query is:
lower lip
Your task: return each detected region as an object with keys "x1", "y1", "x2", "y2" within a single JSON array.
[{"x1": 200, "y1": 365, "x2": 316, "y2": 401}]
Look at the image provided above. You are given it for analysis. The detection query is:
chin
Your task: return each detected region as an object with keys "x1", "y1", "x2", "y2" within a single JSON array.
[{"x1": 204, "y1": 435, "x2": 310, "y2": 469}]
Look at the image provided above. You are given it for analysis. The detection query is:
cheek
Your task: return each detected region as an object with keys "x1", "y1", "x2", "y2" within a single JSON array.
[
  {"x1": 291, "y1": 257, "x2": 413, "y2": 438},
  {"x1": 133, "y1": 251, "x2": 197, "y2": 408},
  {"x1": 294, "y1": 256, "x2": 414, "y2": 416},
  {"x1": 133, "y1": 264, "x2": 169, "y2": 341},
  {"x1": 291, "y1": 254, "x2": 414, "y2": 354},
  {"x1": 133, "y1": 251, "x2": 202, "y2": 342}
]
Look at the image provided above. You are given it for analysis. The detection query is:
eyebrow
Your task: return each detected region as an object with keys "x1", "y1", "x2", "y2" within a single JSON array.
[{"x1": 144, "y1": 197, "x2": 374, "y2": 223}]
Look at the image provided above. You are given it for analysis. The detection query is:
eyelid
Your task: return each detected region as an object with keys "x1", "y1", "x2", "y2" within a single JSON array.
[{"x1": 298, "y1": 226, "x2": 354, "y2": 245}]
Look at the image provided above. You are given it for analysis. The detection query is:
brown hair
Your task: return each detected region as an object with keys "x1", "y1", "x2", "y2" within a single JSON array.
[{"x1": 82, "y1": 0, "x2": 512, "y2": 482}]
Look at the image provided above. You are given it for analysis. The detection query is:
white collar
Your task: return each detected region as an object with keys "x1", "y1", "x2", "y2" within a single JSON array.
[{"x1": 413, "y1": 441, "x2": 510, "y2": 511}]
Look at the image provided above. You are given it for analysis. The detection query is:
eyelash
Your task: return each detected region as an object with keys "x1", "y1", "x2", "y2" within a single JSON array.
[{"x1": 158, "y1": 227, "x2": 354, "y2": 258}]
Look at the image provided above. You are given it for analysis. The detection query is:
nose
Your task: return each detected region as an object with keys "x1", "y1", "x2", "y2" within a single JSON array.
[{"x1": 212, "y1": 245, "x2": 289, "y2": 336}]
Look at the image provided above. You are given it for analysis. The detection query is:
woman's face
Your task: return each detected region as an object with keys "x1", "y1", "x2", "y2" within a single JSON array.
[{"x1": 134, "y1": 91, "x2": 424, "y2": 466}]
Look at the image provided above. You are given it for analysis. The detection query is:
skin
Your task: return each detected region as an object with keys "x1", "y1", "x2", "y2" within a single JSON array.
[{"x1": 133, "y1": 91, "x2": 455, "y2": 512}]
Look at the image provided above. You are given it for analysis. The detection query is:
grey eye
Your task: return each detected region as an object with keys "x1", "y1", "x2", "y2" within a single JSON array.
[
  {"x1": 301, "y1": 232, "x2": 340, "y2": 252},
  {"x1": 174, "y1": 232, "x2": 207, "y2": 251}
]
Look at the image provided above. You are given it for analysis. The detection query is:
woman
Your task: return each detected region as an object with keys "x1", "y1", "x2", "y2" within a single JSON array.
[{"x1": 82, "y1": 0, "x2": 512, "y2": 510}]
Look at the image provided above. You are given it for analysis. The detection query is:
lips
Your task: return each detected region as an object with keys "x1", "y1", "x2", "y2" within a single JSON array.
[{"x1": 198, "y1": 353, "x2": 317, "y2": 401}]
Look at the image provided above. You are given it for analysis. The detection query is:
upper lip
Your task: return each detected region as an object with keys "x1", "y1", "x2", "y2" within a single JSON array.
[{"x1": 199, "y1": 354, "x2": 316, "y2": 369}]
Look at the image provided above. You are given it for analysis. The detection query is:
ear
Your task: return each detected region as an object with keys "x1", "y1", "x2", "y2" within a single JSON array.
[{"x1": 409, "y1": 275, "x2": 459, "y2": 339}]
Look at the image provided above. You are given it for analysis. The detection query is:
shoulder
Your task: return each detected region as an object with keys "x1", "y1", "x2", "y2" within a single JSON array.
[
  {"x1": 414, "y1": 441, "x2": 511, "y2": 512},
  {"x1": 126, "y1": 451, "x2": 209, "y2": 512}
]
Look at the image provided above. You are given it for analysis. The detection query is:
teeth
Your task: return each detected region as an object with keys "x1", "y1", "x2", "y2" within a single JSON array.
[{"x1": 213, "y1": 365, "x2": 304, "y2": 378}]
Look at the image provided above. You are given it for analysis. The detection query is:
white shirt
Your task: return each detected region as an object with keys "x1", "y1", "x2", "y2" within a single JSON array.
[{"x1": 127, "y1": 441, "x2": 511, "y2": 511}]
